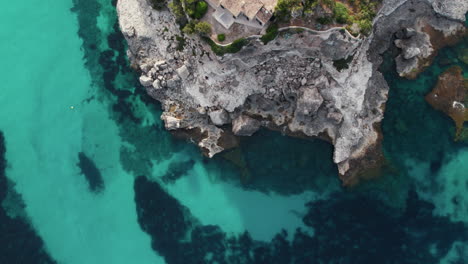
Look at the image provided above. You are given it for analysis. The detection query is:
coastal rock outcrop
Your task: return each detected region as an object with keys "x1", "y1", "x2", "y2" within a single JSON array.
[
  {"x1": 393, "y1": 18, "x2": 466, "y2": 79},
  {"x1": 117, "y1": 0, "x2": 467, "y2": 185},
  {"x1": 425, "y1": 66, "x2": 467, "y2": 139},
  {"x1": 232, "y1": 115, "x2": 262, "y2": 137}
]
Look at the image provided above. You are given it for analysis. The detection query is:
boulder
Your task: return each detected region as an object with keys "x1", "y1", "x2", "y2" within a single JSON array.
[
  {"x1": 154, "y1": 60, "x2": 166, "y2": 69},
  {"x1": 176, "y1": 65, "x2": 190, "y2": 80},
  {"x1": 403, "y1": 47, "x2": 421, "y2": 60},
  {"x1": 162, "y1": 116, "x2": 181, "y2": 130},
  {"x1": 232, "y1": 115, "x2": 261, "y2": 136},
  {"x1": 140, "y1": 63, "x2": 152, "y2": 73},
  {"x1": 139, "y1": 75, "x2": 153, "y2": 87},
  {"x1": 152, "y1": 79, "x2": 161, "y2": 89},
  {"x1": 209, "y1": 109, "x2": 230, "y2": 126}
]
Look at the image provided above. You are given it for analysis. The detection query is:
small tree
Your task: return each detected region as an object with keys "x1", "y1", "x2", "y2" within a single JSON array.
[
  {"x1": 194, "y1": 21, "x2": 212, "y2": 35},
  {"x1": 168, "y1": 0, "x2": 187, "y2": 26},
  {"x1": 182, "y1": 21, "x2": 197, "y2": 34}
]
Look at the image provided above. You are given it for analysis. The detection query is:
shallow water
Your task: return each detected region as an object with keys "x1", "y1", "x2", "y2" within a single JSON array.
[{"x1": 0, "y1": 0, "x2": 467, "y2": 263}]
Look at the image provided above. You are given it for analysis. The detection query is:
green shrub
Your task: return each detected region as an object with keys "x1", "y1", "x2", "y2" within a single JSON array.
[
  {"x1": 193, "y1": 1, "x2": 208, "y2": 19},
  {"x1": 333, "y1": 2, "x2": 350, "y2": 24},
  {"x1": 194, "y1": 21, "x2": 212, "y2": 35},
  {"x1": 358, "y1": 19, "x2": 373, "y2": 35},
  {"x1": 217, "y1": 34, "x2": 226, "y2": 42},
  {"x1": 175, "y1": 35, "x2": 186, "y2": 51},
  {"x1": 202, "y1": 37, "x2": 249, "y2": 56},
  {"x1": 260, "y1": 23, "x2": 279, "y2": 44},
  {"x1": 333, "y1": 54, "x2": 354, "y2": 71},
  {"x1": 226, "y1": 38, "x2": 248, "y2": 53},
  {"x1": 317, "y1": 16, "x2": 333, "y2": 25},
  {"x1": 275, "y1": 0, "x2": 302, "y2": 22},
  {"x1": 168, "y1": 0, "x2": 187, "y2": 26},
  {"x1": 182, "y1": 20, "x2": 196, "y2": 34}
]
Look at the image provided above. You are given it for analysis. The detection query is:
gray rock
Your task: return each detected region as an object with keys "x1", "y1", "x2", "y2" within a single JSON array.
[
  {"x1": 176, "y1": 65, "x2": 190, "y2": 80},
  {"x1": 152, "y1": 79, "x2": 161, "y2": 89},
  {"x1": 139, "y1": 75, "x2": 153, "y2": 87},
  {"x1": 154, "y1": 60, "x2": 166, "y2": 68},
  {"x1": 232, "y1": 115, "x2": 261, "y2": 136},
  {"x1": 209, "y1": 109, "x2": 230, "y2": 126},
  {"x1": 166, "y1": 79, "x2": 177, "y2": 89},
  {"x1": 327, "y1": 111, "x2": 343, "y2": 124},
  {"x1": 403, "y1": 47, "x2": 421, "y2": 59},
  {"x1": 296, "y1": 87, "x2": 323, "y2": 116},
  {"x1": 163, "y1": 116, "x2": 180, "y2": 129},
  {"x1": 140, "y1": 63, "x2": 152, "y2": 73}
]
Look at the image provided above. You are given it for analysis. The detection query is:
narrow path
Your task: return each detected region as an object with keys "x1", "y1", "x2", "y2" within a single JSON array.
[{"x1": 211, "y1": 25, "x2": 361, "y2": 46}]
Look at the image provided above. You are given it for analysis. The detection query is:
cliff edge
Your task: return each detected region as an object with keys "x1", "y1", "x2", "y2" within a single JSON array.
[{"x1": 117, "y1": 0, "x2": 467, "y2": 185}]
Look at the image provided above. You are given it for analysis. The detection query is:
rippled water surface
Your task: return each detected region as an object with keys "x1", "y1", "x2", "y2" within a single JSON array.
[{"x1": 0, "y1": 1, "x2": 467, "y2": 263}]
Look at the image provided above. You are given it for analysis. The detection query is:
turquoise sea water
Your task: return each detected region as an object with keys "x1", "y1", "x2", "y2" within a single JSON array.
[{"x1": 0, "y1": 0, "x2": 467, "y2": 263}]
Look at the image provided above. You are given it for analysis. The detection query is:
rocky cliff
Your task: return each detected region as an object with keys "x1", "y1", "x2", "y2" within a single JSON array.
[{"x1": 117, "y1": 0, "x2": 467, "y2": 185}]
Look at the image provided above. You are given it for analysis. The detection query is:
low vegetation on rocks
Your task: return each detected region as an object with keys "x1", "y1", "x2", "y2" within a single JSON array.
[
  {"x1": 167, "y1": 0, "x2": 209, "y2": 27},
  {"x1": 274, "y1": 0, "x2": 379, "y2": 35},
  {"x1": 202, "y1": 37, "x2": 249, "y2": 56},
  {"x1": 260, "y1": 23, "x2": 279, "y2": 44},
  {"x1": 182, "y1": 20, "x2": 212, "y2": 35}
]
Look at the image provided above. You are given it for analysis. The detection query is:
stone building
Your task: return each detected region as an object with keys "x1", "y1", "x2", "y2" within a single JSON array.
[{"x1": 206, "y1": 0, "x2": 277, "y2": 29}]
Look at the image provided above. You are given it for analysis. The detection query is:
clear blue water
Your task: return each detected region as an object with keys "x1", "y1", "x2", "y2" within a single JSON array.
[{"x1": 0, "y1": 0, "x2": 467, "y2": 263}]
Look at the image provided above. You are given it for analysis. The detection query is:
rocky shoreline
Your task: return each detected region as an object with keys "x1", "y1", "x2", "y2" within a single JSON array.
[{"x1": 117, "y1": 0, "x2": 467, "y2": 185}]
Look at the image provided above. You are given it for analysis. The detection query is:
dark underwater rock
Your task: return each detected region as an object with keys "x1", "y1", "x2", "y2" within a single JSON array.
[
  {"x1": 161, "y1": 159, "x2": 195, "y2": 183},
  {"x1": 77, "y1": 152, "x2": 104, "y2": 193},
  {"x1": 133, "y1": 172, "x2": 468, "y2": 264},
  {"x1": 0, "y1": 131, "x2": 57, "y2": 263}
]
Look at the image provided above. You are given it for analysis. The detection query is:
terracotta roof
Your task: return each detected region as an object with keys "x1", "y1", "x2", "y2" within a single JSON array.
[
  {"x1": 255, "y1": 6, "x2": 273, "y2": 23},
  {"x1": 220, "y1": 0, "x2": 244, "y2": 16},
  {"x1": 242, "y1": 0, "x2": 264, "y2": 19},
  {"x1": 220, "y1": 0, "x2": 276, "y2": 20}
]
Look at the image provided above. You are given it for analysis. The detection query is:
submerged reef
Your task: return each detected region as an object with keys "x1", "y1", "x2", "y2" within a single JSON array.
[
  {"x1": 77, "y1": 152, "x2": 104, "y2": 193},
  {"x1": 117, "y1": 0, "x2": 468, "y2": 185},
  {"x1": 134, "y1": 175, "x2": 468, "y2": 264},
  {"x1": 0, "y1": 131, "x2": 56, "y2": 263},
  {"x1": 426, "y1": 66, "x2": 468, "y2": 140}
]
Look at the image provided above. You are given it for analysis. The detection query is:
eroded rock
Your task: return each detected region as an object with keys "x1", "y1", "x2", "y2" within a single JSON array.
[
  {"x1": 209, "y1": 109, "x2": 230, "y2": 126},
  {"x1": 117, "y1": 0, "x2": 468, "y2": 185},
  {"x1": 232, "y1": 115, "x2": 261, "y2": 136}
]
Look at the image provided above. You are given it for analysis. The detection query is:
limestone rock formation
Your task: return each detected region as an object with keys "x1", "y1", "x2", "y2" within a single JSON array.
[
  {"x1": 232, "y1": 115, "x2": 262, "y2": 136},
  {"x1": 394, "y1": 18, "x2": 466, "y2": 79},
  {"x1": 117, "y1": 0, "x2": 467, "y2": 185}
]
